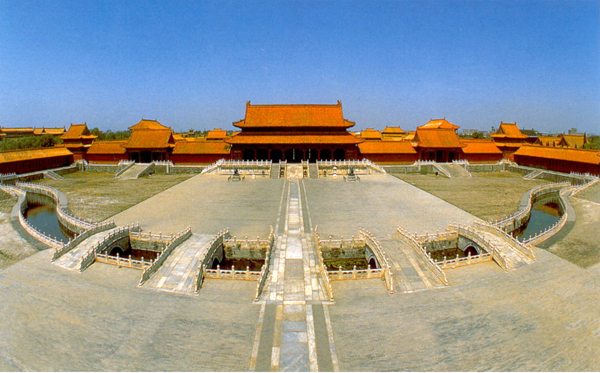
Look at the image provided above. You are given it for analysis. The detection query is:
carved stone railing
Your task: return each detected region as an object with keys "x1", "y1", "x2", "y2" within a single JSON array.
[
  {"x1": 313, "y1": 226, "x2": 335, "y2": 302},
  {"x1": 395, "y1": 226, "x2": 449, "y2": 286},
  {"x1": 52, "y1": 220, "x2": 116, "y2": 261},
  {"x1": 491, "y1": 182, "x2": 571, "y2": 233},
  {"x1": 138, "y1": 226, "x2": 192, "y2": 285},
  {"x1": 474, "y1": 219, "x2": 535, "y2": 260},
  {"x1": 96, "y1": 252, "x2": 153, "y2": 270},
  {"x1": 194, "y1": 229, "x2": 231, "y2": 293},
  {"x1": 204, "y1": 266, "x2": 262, "y2": 280},
  {"x1": 359, "y1": 228, "x2": 395, "y2": 293},
  {"x1": 317, "y1": 159, "x2": 386, "y2": 175},
  {"x1": 254, "y1": 226, "x2": 275, "y2": 301},
  {"x1": 436, "y1": 252, "x2": 493, "y2": 269},
  {"x1": 115, "y1": 161, "x2": 136, "y2": 177},
  {"x1": 80, "y1": 224, "x2": 140, "y2": 272},
  {"x1": 328, "y1": 266, "x2": 384, "y2": 280},
  {"x1": 449, "y1": 223, "x2": 509, "y2": 272}
]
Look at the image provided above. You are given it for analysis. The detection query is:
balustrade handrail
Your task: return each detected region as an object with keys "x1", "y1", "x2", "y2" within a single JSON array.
[
  {"x1": 194, "y1": 228, "x2": 231, "y2": 293},
  {"x1": 395, "y1": 226, "x2": 448, "y2": 285},
  {"x1": 254, "y1": 226, "x2": 275, "y2": 301},
  {"x1": 473, "y1": 219, "x2": 535, "y2": 260},
  {"x1": 449, "y1": 223, "x2": 509, "y2": 272},
  {"x1": 523, "y1": 211, "x2": 568, "y2": 245},
  {"x1": 138, "y1": 226, "x2": 192, "y2": 284},
  {"x1": 313, "y1": 226, "x2": 335, "y2": 301},
  {"x1": 359, "y1": 228, "x2": 395, "y2": 292},
  {"x1": 79, "y1": 224, "x2": 140, "y2": 272},
  {"x1": 53, "y1": 220, "x2": 116, "y2": 261},
  {"x1": 492, "y1": 182, "x2": 571, "y2": 228}
]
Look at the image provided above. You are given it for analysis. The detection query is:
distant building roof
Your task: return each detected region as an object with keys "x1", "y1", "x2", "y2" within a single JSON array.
[
  {"x1": 233, "y1": 101, "x2": 354, "y2": 129},
  {"x1": 124, "y1": 129, "x2": 175, "y2": 149},
  {"x1": 414, "y1": 128, "x2": 465, "y2": 148},
  {"x1": 0, "y1": 147, "x2": 73, "y2": 164},
  {"x1": 418, "y1": 119, "x2": 460, "y2": 130},
  {"x1": 128, "y1": 119, "x2": 170, "y2": 131},
  {"x1": 559, "y1": 134, "x2": 588, "y2": 149},
  {"x1": 0, "y1": 127, "x2": 34, "y2": 133},
  {"x1": 87, "y1": 141, "x2": 127, "y2": 155},
  {"x1": 514, "y1": 144, "x2": 600, "y2": 165},
  {"x1": 491, "y1": 122, "x2": 528, "y2": 139},
  {"x1": 460, "y1": 139, "x2": 502, "y2": 154},
  {"x1": 206, "y1": 129, "x2": 228, "y2": 140},
  {"x1": 61, "y1": 123, "x2": 97, "y2": 141},
  {"x1": 172, "y1": 141, "x2": 231, "y2": 155},
  {"x1": 381, "y1": 126, "x2": 407, "y2": 135},
  {"x1": 358, "y1": 140, "x2": 416, "y2": 154},
  {"x1": 359, "y1": 128, "x2": 382, "y2": 140},
  {"x1": 535, "y1": 136, "x2": 562, "y2": 147},
  {"x1": 226, "y1": 134, "x2": 362, "y2": 145}
]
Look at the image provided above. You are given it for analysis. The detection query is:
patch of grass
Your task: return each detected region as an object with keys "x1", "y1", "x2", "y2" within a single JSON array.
[
  {"x1": 0, "y1": 190, "x2": 16, "y2": 214},
  {"x1": 392, "y1": 171, "x2": 549, "y2": 221},
  {"x1": 36, "y1": 171, "x2": 195, "y2": 222}
]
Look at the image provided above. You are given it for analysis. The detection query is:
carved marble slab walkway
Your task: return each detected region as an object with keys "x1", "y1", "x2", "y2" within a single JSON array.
[
  {"x1": 251, "y1": 178, "x2": 337, "y2": 372},
  {"x1": 143, "y1": 233, "x2": 214, "y2": 294}
]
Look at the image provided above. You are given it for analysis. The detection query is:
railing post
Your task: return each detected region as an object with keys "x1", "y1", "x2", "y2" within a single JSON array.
[
  {"x1": 129, "y1": 255, "x2": 132, "y2": 267},
  {"x1": 231, "y1": 265, "x2": 235, "y2": 279},
  {"x1": 352, "y1": 265, "x2": 357, "y2": 279},
  {"x1": 217, "y1": 264, "x2": 221, "y2": 278},
  {"x1": 367, "y1": 264, "x2": 371, "y2": 278},
  {"x1": 338, "y1": 265, "x2": 343, "y2": 280},
  {"x1": 116, "y1": 253, "x2": 120, "y2": 267},
  {"x1": 246, "y1": 266, "x2": 250, "y2": 280}
]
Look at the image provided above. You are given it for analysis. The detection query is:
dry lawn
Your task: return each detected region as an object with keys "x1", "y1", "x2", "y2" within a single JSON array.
[
  {"x1": 392, "y1": 171, "x2": 549, "y2": 221},
  {"x1": 37, "y1": 172, "x2": 195, "y2": 222}
]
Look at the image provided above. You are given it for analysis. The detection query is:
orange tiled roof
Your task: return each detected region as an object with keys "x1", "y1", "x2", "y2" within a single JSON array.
[
  {"x1": 415, "y1": 128, "x2": 465, "y2": 148},
  {"x1": 493, "y1": 142, "x2": 523, "y2": 148},
  {"x1": 418, "y1": 119, "x2": 459, "y2": 130},
  {"x1": 87, "y1": 141, "x2": 127, "y2": 155},
  {"x1": 535, "y1": 136, "x2": 561, "y2": 147},
  {"x1": 61, "y1": 123, "x2": 97, "y2": 140},
  {"x1": 360, "y1": 129, "x2": 382, "y2": 140},
  {"x1": 381, "y1": 126, "x2": 407, "y2": 135},
  {"x1": 206, "y1": 128, "x2": 228, "y2": 140},
  {"x1": 124, "y1": 129, "x2": 175, "y2": 149},
  {"x1": 234, "y1": 101, "x2": 354, "y2": 129},
  {"x1": 461, "y1": 139, "x2": 502, "y2": 154},
  {"x1": 491, "y1": 122, "x2": 528, "y2": 139},
  {"x1": 514, "y1": 144, "x2": 600, "y2": 165},
  {"x1": 226, "y1": 134, "x2": 362, "y2": 145},
  {"x1": 172, "y1": 141, "x2": 231, "y2": 155},
  {"x1": 128, "y1": 119, "x2": 170, "y2": 131},
  {"x1": 1, "y1": 127, "x2": 34, "y2": 133},
  {"x1": 0, "y1": 147, "x2": 73, "y2": 164},
  {"x1": 358, "y1": 140, "x2": 416, "y2": 154},
  {"x1": 559, "y1": 135, "x2": 588, "y2": 148},
  {"x1": 41, "y1": 127, "x2": 65, "y2": 135}
]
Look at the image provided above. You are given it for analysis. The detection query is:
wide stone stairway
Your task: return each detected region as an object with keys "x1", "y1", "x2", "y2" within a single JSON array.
[
  {"x1": 437, "y1": 163, "x2": 471, "y2": 178},
  {"x1": 117, "y1": 164, "x2": 151, "y2": 180},
  {"x1": 142, "y1": 233, "x2": 215, "y2": 294}
]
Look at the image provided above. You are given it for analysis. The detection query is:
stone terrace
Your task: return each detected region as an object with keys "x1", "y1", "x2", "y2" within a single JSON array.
[{"x1": 1, "y1": 172, "x2": 599, "y2": 371}]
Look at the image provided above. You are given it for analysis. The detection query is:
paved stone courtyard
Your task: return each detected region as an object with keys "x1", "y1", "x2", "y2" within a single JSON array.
[{"x1": 1, "y1": 172, "x2": 599, "y2": 371}]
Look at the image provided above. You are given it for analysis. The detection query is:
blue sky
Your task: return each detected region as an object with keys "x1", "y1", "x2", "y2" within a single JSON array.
[{"x1": 1, "y1": 0, "x2": 599, "y2": 134}]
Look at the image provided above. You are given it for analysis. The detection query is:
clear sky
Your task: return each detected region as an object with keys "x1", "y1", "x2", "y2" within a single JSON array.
[{"x1": 1, "y1": 0, "x2": 599, "y2": 134}]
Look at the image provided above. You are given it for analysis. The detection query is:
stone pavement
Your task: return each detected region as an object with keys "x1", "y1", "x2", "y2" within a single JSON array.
[
  {"x1": 1, "y1": 172, "x2": 599, "y2": 371},
  {"x1": 53, "y1": 228, "x2": 117, "y2": 270},
  {"x1": 143, "y1": 233, "x2": 214, "y2": 294}
]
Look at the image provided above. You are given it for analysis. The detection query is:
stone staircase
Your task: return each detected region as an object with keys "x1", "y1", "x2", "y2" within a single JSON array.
[
  {"x1": 142, "y1": 233, "x2": 215, "y2": 294},
  {"x1": 43, "y1": 170, "x2": 64, "y2": 180},
  {"x1": 437, "y1": 163, "x2": 471, "y2": 178},
  {"x1": 117, "y1": 164, "x2": 152, "y2": 180},
  {"x1": 270, "y1": 163, "x2": 279, "y2": 179},
  {"x1": 524, "y1": 170, "x2": 544, "y2": 180},
  {"x1": 309, "y1": 164, "x2": 318, "y2": 179},
  {"x1": 379, "y1": 239, "x2": 445, "y2": 293}
]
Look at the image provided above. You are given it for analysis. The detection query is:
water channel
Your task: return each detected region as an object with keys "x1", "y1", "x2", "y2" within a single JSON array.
[
  {"x1": 515, "y1": 202, "x2": 562, "y2": 242},
  {"x1": 25, "y1": 204, "x2": 74, "y2": 243}
]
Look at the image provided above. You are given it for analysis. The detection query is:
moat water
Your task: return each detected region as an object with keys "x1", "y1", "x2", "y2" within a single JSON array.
[
  {"x1": 25, "y1": 204, "x2": 73, "y2": 243},
  {"x1": 515, "y1": 202, "x2": 562, "y2": 242}
]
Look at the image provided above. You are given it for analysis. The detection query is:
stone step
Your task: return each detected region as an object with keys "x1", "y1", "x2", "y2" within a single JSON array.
[{"x1": 53, "y1": 229, "x2": 117, "y2": 271}]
